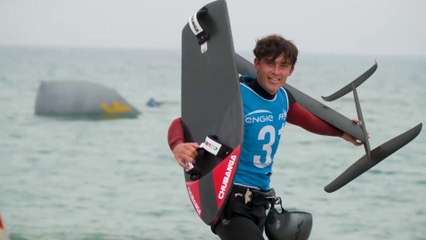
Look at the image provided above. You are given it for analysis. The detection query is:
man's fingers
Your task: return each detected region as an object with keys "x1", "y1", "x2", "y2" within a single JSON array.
[
  {"x1": 177, "y1": 160, "x2": 188, "y2": 169},
  {"x1": 172, "y1": 142, "x2": 200, "y2": 170}
]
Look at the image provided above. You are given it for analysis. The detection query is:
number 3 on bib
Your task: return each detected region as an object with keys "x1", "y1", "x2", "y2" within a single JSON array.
[{"x1": 253, "y1": 123, "x2": 284, "y2": 168}]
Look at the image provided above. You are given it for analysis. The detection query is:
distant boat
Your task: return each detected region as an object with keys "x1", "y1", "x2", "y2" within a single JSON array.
[
  {"x1": 35, "y1": 80, "x2": 140, "y2": 119},
  {"x1": 146, "y1": 97, "x2": 162, "y2": 108}
]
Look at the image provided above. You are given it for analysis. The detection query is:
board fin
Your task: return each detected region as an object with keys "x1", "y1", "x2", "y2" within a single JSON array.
[
  {"x1": 321, "y1": 62, "x2": 377, "y2": 101},
  {"x1": 325, "y1": 123, "x2": 422, "y2": 192},
  {"x1": 322, "y1": 63, "x2": 422, "y2": 192}
]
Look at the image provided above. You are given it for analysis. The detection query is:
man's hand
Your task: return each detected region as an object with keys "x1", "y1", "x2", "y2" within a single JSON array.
[
  {"x1": 341, "y1": 133, "x2": 363, "y2": 146},
  {"x1": 341, "y1": 119, "x2": 370, "y2": 146},
  {"x1": 172, "y1": 142, "x2": 199, "y2": 169}
]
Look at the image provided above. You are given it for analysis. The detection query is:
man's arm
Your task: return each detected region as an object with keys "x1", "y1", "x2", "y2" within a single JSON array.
[
  {"x1": 167, "y1": 118, "x2": 199, "y2": 169},
  {"x1": 287, "y1": 103, "x2": 363, "y2": 146},
  {"x1": 167, "y1": 118, "x2": 185, "y2": 150},
  {"x1": 287, "y1": 102, "x2": 343, "y2": 136}
]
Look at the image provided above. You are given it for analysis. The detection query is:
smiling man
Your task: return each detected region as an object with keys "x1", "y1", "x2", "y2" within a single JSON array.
[{"x1": 167, "y1": 34, "x2": 361, "y2": 239}]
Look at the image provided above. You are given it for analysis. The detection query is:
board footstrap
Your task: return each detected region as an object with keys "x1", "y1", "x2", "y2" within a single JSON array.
[{"x1": 189, "y1": 7, "x2": 210, "y2": 53}]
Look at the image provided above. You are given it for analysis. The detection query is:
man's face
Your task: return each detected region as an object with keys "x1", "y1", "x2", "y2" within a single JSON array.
[{"x1": 254, "y1": 53, "x2": 294, "y2": 95}]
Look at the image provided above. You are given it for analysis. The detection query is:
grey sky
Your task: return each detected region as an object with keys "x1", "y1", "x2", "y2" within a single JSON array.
[{"x1": 1, "y1": 0, "x2": 425, "y2": 56}]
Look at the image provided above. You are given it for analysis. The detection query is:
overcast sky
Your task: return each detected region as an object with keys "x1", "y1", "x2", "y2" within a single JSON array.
[{"x1": 1, "y1": 0, "x2": 425, "y2": 56}]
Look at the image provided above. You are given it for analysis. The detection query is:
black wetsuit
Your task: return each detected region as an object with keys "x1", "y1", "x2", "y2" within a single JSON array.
[
  {"x1": 213, "y1": 77, "x2": 282, "y2": 240},
  {"x1": 167, "y1": 77, "x2": 343, "y2": 240}
]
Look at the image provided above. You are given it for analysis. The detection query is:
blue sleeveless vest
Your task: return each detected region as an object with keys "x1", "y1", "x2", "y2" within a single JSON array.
[{"x1": 234, "y1": 81, "x2": 289, "y2": 190}]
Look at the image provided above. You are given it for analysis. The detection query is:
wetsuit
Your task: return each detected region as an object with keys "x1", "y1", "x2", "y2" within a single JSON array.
[{"x1": 168, "y1": 76, "x2": 343, "y2": 240}]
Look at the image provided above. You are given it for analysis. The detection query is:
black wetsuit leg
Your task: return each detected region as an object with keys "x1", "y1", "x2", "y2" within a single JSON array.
[{"x1": 213, "y1": 199, "x2": 267, "y2": 240}]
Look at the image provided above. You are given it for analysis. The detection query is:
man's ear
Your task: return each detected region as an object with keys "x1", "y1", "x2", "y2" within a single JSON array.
[
  {"x1": 254, "y1": 58, "x2": 260, "y2": 70},
  {"x1": 289, "y1": 65, "x2": 295, "y2": 76}
]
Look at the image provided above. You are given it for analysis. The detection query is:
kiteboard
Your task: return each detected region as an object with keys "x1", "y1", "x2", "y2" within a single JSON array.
[{"x1": 181, "y1": 0, "x2": 243, "y2": 225}]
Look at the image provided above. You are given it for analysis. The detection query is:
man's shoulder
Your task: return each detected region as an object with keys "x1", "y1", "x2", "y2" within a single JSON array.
[{"x1": 280, "y1": 86, "x2": 295, "y2": 105}]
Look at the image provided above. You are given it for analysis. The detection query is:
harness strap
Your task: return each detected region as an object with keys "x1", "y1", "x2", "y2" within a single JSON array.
[{"x1": 232, "y1": 185, "x2": 277, "y2": 206}]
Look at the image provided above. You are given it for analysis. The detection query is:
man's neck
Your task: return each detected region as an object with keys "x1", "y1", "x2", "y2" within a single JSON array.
[{"x1": 247, "y1": 79, "x2": 275, "y2": 100}]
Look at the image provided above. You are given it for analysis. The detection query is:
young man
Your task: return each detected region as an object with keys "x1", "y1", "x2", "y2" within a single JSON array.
[{"x1": 168, "y1": 34, "x2": 362, "y2": 239}]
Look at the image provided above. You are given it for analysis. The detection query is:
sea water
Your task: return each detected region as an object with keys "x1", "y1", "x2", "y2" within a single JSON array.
[{"x1": 0, "y1": 46, "x2": 425, "y2": 240}]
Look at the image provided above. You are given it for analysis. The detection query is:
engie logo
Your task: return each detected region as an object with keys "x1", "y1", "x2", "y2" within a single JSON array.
[{"x1": 245, "y1": 110, "x2": 273, "y2": 124}]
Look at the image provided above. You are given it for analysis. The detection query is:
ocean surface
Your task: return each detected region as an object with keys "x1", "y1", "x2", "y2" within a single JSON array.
[{"x1": 0, "y1": 46, "x2": 425, "y2": 240}]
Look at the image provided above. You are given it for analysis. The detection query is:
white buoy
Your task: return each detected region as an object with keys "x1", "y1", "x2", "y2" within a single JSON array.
[{"x1": 0, "y1": 211, "x2": 9, "y2": 240}]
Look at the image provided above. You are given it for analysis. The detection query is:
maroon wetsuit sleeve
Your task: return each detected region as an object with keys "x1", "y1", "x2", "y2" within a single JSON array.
[
  {"x1": 287, "y1": 102, "x2": 343, "y2": 137},
  {"x1": 167, "y1": 117, "x2": 185, "y2": 150}
]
